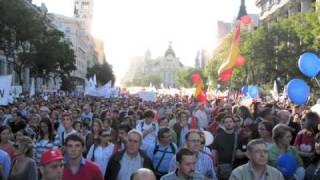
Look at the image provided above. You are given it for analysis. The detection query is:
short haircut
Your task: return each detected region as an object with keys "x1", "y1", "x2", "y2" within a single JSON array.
[
  {"x1": 222, "y1": 115, "x2": 234, "y2": 124},
  {"x1": 176, "y1": 148, "x2": 194, "y2": 163},
  {"x1": 185, "y1": 129, "x2": 200, "y2": 141},
  {"x1": 259, "y1": 121, "x2": 274, "y2": 133},
  {"x1": 157, "y1": 127, "x2": 171, "y2": 138},
  {"x1": 144, "y1": 110, "x2": 154, "y2": 118},
  {"x1": 128, "y1": 129, "x2": 143, "y2": 142},
  {"x1": 64, "y1": 134, "x2": 85, "y2": 146},
  {"x1": 246, "y1": 139, "x2": 267, "y2": 153},
  {"x1": 272, "y1": 124, "x2": 292, "y2": 144}
]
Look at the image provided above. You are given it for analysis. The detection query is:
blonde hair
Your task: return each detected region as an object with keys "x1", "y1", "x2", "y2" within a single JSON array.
[{"x1": 18, "y1": 136, "x2": 35, "y2": 158}]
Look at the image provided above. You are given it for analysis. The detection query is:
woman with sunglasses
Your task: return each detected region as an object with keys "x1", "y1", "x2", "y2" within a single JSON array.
[
  {"x1": 8, "y1": 136, "x2": 38, "y2": 180},
  {"x1": 86, "y1": 129, "x2": 115, "y2": 176}
]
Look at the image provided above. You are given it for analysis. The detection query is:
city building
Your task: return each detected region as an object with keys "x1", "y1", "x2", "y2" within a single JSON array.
[
  {"x1": 256, "y1": 0, "x2": 316, "y2": 23},
  {"x1": 194, "y1": 49, "x2": 209, "y2": 70},
  {"x1": 94, "y1": 38, "x2": 106, "y2": 65},
  {"x1": 123, "y1": 43, "x2": 184, "y2": 88},
  {"x1": 74, "y1": 0, "x2": 94, "y2": 32}
]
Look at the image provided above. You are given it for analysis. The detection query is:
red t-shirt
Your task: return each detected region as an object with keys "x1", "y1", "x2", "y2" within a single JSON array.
[
  {"x1": 294, "y1": 129, "x2": 315, "y2": 153},
  {"x1": 63, "y1": 159, "x2": 103, "y2": 180}
]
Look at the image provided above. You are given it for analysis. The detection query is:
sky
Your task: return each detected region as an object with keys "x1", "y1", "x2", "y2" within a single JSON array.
[{"x1": 33, "y1": 0, "x2": 260, "y2": 84}]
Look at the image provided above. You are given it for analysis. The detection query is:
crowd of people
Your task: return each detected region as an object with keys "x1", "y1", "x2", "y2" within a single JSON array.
[{"x1": 0, "y1": 92, "x2": 320, "y2": 180}]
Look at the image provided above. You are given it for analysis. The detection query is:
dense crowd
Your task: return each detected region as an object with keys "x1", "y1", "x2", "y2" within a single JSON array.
[{"x1": 0, "y1": 93, "x2": 320, "y2": 180}]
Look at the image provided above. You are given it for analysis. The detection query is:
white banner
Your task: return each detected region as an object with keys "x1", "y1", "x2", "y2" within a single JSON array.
[
  {"x1": 10, "y1": 86, "x2": 22, "y2": 97},
  {"x1": 0, "y1": 75, "x2": 12, "y2": 105},
  {"x1": 138, "y1": 91, "x2": 157, "y2": 102}
]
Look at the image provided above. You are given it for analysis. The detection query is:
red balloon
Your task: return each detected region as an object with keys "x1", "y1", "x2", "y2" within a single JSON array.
[
  {"x1": 236, "y1": 55, "x2": 246, "y2": 66},
  {"x1": 198, "y1": 91, "x2": 207, "y2": 102},
  {"x1": 192, "y1": 73, "x2": 202, "y2": 84},
  {"x1": 240, "y1": 15, "x2": 252, "y2": 25},
  {"x1": 220, "y1": 69, "x2": 233, "y2": 81}
]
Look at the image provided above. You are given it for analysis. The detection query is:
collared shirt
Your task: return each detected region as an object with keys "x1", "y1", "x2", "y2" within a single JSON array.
[
  {"x1": 160, "y1": 170, "x2": 205, "y2": 180},
  {"x1": 169, "y1": 152, "x2": 218, "y2": 180},
  {"x1": 117, "y1": 152, "x2": 143, "y2": 180},
  {"x1": 63, "y1": 156, "x2": 103, "y2": 180},
  {"x1": 146, "y1": 141, "x2": 177, "y2": 174},
  {"x1": 229, "y1": 163, "x2": 284, "y2": 180}
]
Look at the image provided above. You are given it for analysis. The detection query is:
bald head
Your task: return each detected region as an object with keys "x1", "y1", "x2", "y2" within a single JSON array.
[{"x1": 130, "y1": 168, "x2": 156, "y2": 180}]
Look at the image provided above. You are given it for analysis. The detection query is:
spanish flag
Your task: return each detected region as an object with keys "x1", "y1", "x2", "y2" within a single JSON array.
[{"x1": 218, "y1": 22, "x2": 241, "y2": 75}]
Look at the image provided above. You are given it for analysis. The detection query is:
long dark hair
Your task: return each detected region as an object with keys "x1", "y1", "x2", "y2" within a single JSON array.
[
  {"x1": 0, "y1": 126, "x2": 11, "y2": 143},
  {"x1": 39, "y1": 118, "x2": 55, "y2": 142}
]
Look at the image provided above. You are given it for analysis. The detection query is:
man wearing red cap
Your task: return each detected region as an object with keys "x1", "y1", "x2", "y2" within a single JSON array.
[{"x1": 40, "y1": 149, "x2": 64, "y2": 180}]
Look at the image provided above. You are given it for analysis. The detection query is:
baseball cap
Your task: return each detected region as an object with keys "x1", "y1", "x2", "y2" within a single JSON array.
[{"x1": 40, "y1": 149, "x2": 64, "y2": 165}]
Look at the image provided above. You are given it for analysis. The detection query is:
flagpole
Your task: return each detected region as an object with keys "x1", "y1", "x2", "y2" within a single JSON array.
[{"x1": 314, "y1": 78, "x2": 320, "y2": 88}]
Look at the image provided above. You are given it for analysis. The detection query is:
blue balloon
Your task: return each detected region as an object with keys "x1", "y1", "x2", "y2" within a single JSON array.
[
  {"x1": 277, "y1": 153, "x2": 298, "y2": 177},
  {"x1": 298, "y1": 52, "x2": 320, "y2": 78},
  {"x1": 287, "y1": 79, "x2": 310, "y2": 105},
  {"x1": 242, "y1": 86, "x2": 248, "y2": 95},
  {"x1": 248, "y1": 85, "x2": 259, "y2": 98}
]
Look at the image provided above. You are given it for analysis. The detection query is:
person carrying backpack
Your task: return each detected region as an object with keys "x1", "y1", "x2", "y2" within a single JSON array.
[{"x1": 146, "y1": 127, "x2": 177, "y2": 180}]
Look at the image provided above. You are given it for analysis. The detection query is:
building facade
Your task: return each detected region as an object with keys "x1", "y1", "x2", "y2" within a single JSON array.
[
  {"x1": 123, "y1": 43, "x2": 184, "y2": 88},
  {"x1": 74, "y1": 0, "x2": 94, "y2": 32},
  {"x1": 256, "y1": 0, "x2": 315, "y2": 23}
]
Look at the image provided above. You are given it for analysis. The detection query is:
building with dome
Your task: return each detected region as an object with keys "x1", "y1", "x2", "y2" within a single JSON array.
[{"x1": 123, "y1": 42, "x2": 184, "y2": 88}]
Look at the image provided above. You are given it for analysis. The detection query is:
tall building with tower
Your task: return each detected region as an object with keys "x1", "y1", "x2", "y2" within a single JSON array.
[{"x1": 74, "y1": 0, "x2": 93, "y2": 32}]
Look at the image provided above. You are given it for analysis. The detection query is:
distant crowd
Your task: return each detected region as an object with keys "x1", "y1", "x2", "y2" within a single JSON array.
[{"x1": 0, "y1": 93, "x2": 320, "y2": 180}]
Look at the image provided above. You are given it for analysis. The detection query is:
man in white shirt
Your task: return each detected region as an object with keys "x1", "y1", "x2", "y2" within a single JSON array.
[
  {"x1": 136, "y1": 109, "x2": 159, "y2": 150},
  {"x1": 59, "y1": 111, "x2": 77, "y2": 146},
  {"x1": 194, "y1": 104, "x2": 209, "y2": 129}
]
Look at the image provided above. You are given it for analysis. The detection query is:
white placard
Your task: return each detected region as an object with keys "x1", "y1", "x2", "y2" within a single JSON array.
[{"x1": 0, "y1": 75, "x2": 12, "y2": 105}]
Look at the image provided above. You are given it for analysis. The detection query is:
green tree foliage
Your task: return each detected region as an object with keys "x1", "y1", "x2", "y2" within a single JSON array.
[
  {"x1": 176, "y1": 67, "x2": 207, "y2": 88},
  {"x1": 87, "y1": 62, "x2": 116, "y2": 86},
  {"x1": 207, "y1": 7, "x2": 320, "y2": 91},
  {"x1": 0, "y1": 0, "x2": 76, "y2": 85}
]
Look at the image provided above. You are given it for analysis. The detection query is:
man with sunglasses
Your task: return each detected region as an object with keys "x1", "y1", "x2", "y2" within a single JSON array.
[{"x1": 146, "y1": 127, "x2": 177, "y2": 179}]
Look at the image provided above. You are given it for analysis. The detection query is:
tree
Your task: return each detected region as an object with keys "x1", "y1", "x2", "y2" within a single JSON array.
[
  {"x1": 87, "y1": 62, "x2": 115, "y2": 86},
  {"x1": 206, "y1": 6, "x2": 320, "y2": 92},
  {"x1": 0, "y1": 0, "x2": 77, "y2": 88},
  {"x1": 176, "y1": 67, "x2": 207, "y2": 88}
]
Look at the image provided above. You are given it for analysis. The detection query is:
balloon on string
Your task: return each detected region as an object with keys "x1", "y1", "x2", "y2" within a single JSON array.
[
  {"x1": 277, "y1": 153, "x2": 298, "y2": 177},
  {"x1": 236, "y1": 55, "x2": 246, "y2": 66},
  {"x1": 287, "y1": 79, "x2": 310, "y2": 105},
  {"x1": 198, "y1": 91, "x2": 207, "y2": 103},
  {"x1": 248, "y1": 85, "x2": 259, "y2": 98},
  {"x1": 240, "y1": 15, "x2": 252, "y2": 25},
  {"x1": 191, "y1": 73, "x2": 202, "y2": 84},
  {"x1": 242, "y1": 86, "x2": 248, "y2": 95},
  {"x1": 220, "y1": 69, "x2": 233, "y2": 82},
  {"x1": 298, "y1": 52, "x2": 320, "y2": 78}
]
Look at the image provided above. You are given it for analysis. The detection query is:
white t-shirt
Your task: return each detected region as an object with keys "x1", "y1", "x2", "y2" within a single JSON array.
[
  {"x1": 136, "y1": 120, "x2": 159, "y2": 150},
  {"x1": 194, "y1": 110, "x2": 209, "y2": 129},
  {"x1": 87, "y1": 144, "x2": 115, "y2": 176}
]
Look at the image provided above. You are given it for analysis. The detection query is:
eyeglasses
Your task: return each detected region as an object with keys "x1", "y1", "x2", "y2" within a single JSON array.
[{"x1": 188, "y1": 139, "x2": 201, "y2": 143}]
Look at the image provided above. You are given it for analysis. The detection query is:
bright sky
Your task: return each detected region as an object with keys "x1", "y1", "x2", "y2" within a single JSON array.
[{"x1": 33, "y1": 0, "x2": 259, "y2": 84}]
